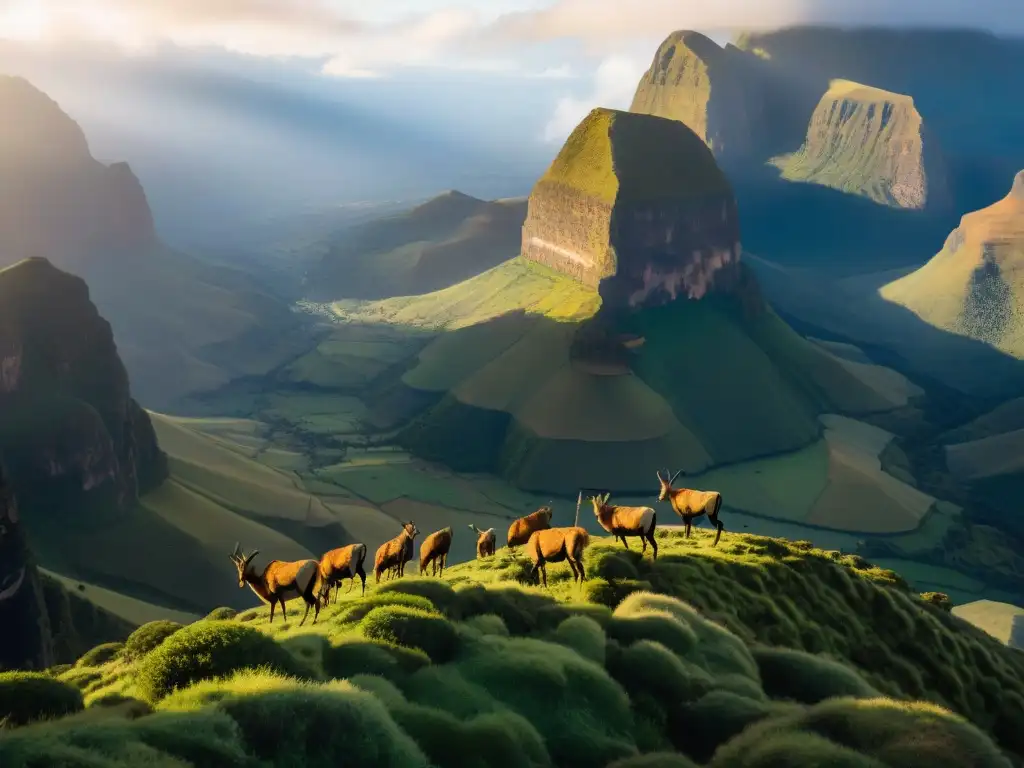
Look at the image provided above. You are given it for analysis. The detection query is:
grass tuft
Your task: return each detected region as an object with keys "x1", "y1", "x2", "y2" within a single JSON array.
[
  {"x1": 752, "y1": 646, "x2": 879, "y2": 704},
  {"x1": 75, "y1": 642, "x2": 124, "y2": 667},
  {"x1": 119, "y1": 619, "x2": 184, "y2": 661},
  {"x1": 0, "y1": 672, "x2": 84, "y2": 726}
]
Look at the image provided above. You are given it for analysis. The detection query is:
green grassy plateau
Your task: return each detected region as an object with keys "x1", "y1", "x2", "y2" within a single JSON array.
[
  {"x1": 770, "y1": 79, "x2": 940, "y2": 210},
  {"x1": 4, "y1": 531, "x2": 1023, "y2": 767}
]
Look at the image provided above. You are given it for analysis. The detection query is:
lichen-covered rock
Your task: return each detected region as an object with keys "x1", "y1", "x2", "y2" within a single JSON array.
[
  {"x1": 521, "y1": 108, "x2": 747, "y2": 310},
  {"x1": 0, "y1": 257, "x2": 167, "y2": 525}
]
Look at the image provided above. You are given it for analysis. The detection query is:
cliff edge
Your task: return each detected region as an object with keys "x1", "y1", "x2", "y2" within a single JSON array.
[{"x1": 521, "y1": 107, "x2": 751, "y2": 311}]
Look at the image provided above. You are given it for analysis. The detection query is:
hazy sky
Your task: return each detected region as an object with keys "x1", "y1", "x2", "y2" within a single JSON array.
[{"x1": 1, "y1": 1, "x2": 1021, "y2": 245}]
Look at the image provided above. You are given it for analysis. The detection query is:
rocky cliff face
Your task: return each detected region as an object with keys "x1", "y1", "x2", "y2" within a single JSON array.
[
  {"x1": 771, "y1": 80, "x2": 948, "y2": 210},
  {"x1": 0, "y1": 76, "x2": 156, "y2": 269},
  {"x1": 0, "y1": 257, "x2": 167, "y2": 526},
  {"x1": 521, "y1": 108, "x2": 755, "y2": 312},
  {"x1": 0, "y1": 460, "x2": 54, "y2": 671}
]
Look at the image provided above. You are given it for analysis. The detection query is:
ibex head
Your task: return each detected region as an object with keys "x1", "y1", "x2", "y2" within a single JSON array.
[
  {"x1": 589, "y1": 493, "x2": 612, "y2": 513},
  {"x1": 656, "y1": 469, "x2": 683, "y2": 501},
  {"x1": 536, "y1": 506, "x2": 554, "y2": 524},
  {"x1": 228, "y1": 541, "x2": 260, "y2": 588},
  {"x1": 400, "y1": 521, "x2": 420, "y2": 539}
]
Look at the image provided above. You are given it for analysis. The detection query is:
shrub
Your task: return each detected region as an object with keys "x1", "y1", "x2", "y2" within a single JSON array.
[
  {"x1": 213, "y1": 677, "x2": 430, "y2": 768},
  {"x1": 462, "y1": 614, "x2": 511, "y2": 637},
  {"x1": 678, "y1": 690, "x2": 776, "y2": 762},
  {"x1": 362, "y1": 606, "x2": 460, "y2": 663},
  {"x1": 919, "y1": 592, "x2": 952, "y2": 612},
  {"x1": 0, "y1": 671, "x2": 84, "y2": 726},
  {"x1": 58, "y1": 667, "x2": 103, "y2": 692},
  {"x1": 607, "y1": 612, "x2": 698, "y2": 659},
  {"x1": 205, "y1": 606, "x2": 238, "y2": 621},
  {"x1": 606, "y1": 639, "x2": 714, "y2": 715},
  {"x1": 135, "y1": 620, "x2": 311, "y2": 702},
  {"x1": 752, "y1": 647, "x2": 878, "y2": 704},
  {"x1": 324, "y1": 640, "x2": 429, "y2": 682},
  {"x1": 87, "y1": 692, "x2": 153, "y2": 718},
  {"x1": 120, "y1": 620, "x2": 183, "y2": 661},
  {"x1": 348, "y1": 675, "x2": 407, "y2": 708},
  {"x1": 710, "y1": 728, "x2": 885, "y2": 767},
  {"x1": 554, "y1": 615, "x2": 607, "y2": 665},
  {"x1": 76, "y1": 642, "x2": 124, "y2": 667},
  {"x1": 377, "y1": 578, "x2": 457, "y2": 614},
  {"x1": 584, "y1": 577, "x2": 652, "y2": 608}
]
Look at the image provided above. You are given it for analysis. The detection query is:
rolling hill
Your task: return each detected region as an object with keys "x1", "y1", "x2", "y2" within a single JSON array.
[
  {"x1": 303, "y1": 190, "x2": 527, "y2": 302},
  {"x1": 880, "y1": 171, "x2": 1024, "y2": 358},
  {"x1": 0, "y1": 75, "x2": 310, "y2": 410},
  {"x1": 6, "y1": 532, "x2": 1024, "y2": 766}
]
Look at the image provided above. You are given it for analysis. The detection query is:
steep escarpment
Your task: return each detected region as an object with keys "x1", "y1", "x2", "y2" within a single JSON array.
[
  {"x1": 521, "y1": 108, "x2": 749, "y2": 310},
  {"x1": 304, "y1": 190, "x2": 527, "y2": 301},
  {"x1": 880, "y1": 171, "x2": 1024, "y2": 357},
  {"x1": 771, "y1": 79, "x2": 948, "y2": 210},
  {"x1": 629, "y1": 31, "x2": 806, "y2": 166},
  {"x1": 0, "y1": 76, "x2": 309, "y2": 409},
  {"x1": 0, "y1": 257, "x2": 167, "y2": 529}
]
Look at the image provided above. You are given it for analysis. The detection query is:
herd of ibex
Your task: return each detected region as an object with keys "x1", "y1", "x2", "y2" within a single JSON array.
[{"x1": 228, "y1": 470, "x2": 724, "y2": 624}]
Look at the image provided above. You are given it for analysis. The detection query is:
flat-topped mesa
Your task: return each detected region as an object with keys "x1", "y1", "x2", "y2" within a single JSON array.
[
  {"x1": 522, "y1": 108, "x2": 750, "y2": 311},
  {"x1": 772, "y1": 79, "x2": 948, "y2": 210}
]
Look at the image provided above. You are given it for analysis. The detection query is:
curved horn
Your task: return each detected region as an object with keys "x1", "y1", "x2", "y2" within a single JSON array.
[
  {"x1": 669, "y1": 469, "x2": 683, "y2": 484},
  {"x1": 243, "y1": 549, "x2": 259, "y2": 567}
]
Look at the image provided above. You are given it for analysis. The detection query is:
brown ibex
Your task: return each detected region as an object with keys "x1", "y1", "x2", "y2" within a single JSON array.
[
  {"x1": 525, "y1": 527, "x2": 589, "y2": 588},
  {"x1": 419, "y1": 526, "x2": 453, "y2": 577},
  {"x1": 589, "y1": 493, "x2": 658, "y2": 559},
  {"x1": 229, "y1": 542, "x2": 321, "y2": 625},
  {"x1": 507, "y1": 506, "x2": 553, "y2": 555},
  {"x1": 656, "y1": 470, "x2": 724, "y2": 546},
  {"x1": 468, "y1": 524, "x2": 496, "y2": 559},
  {"x1": 317, "y1": 543, "x2": 367, "y2": 604},
  {"x1": 374, "y1": 521, "x2": 420, "y2": 583}
]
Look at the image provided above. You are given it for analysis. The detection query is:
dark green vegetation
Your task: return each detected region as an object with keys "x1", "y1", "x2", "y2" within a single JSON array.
[
  {"x1": 304, "y1": 190, "x2": 528, "y2": 302},
  {"x1": 0, "y1": 672, "x2": 83, "y2": 726},
  {"x1": 3, "y1": 531, "x2": 1021, "y2": 767}
]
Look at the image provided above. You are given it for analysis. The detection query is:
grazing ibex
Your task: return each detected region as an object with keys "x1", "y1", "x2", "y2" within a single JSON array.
[
  {"x1": 507, "y1": 506, "x2": 553, "y2": 554},
  {"x1": 468, "y1": 524, "x2": 496, "y2": 559},
  {"x1": 420, "y1": 526, "x2": 453, "y2": 577},
  {"x1": 374, "y1": 521, "x2": 420, "y2": 583},
  {"x1": 229, "y1": 542, "x2": 321, "y2": 625},
  {"x1": 656, "y1": 470, "x2": 724, "y2": 547},
  {"x1": 525, "y1": 527, "x2": 590, "y2": 588},
  {"x1": 318, "y1": 543, "x2": 367, "y2": 604},
  {"x1": 589, "y1": 493, "x2": 658, "y2": 559}
]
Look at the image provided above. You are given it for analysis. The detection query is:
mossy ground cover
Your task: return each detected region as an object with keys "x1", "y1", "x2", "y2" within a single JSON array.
[{"x1": 6, "y1": 530, "x2": 1022, "y2": 767}]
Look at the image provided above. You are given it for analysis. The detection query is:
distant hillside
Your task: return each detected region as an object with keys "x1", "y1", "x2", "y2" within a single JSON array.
[
  {"x1": 11, "y1": 533, "x2": 1024, "y2": 766},
  {"x1": 303, "y1": 190, "x2": 527, "y2": 301},
  {"x1": 0, "y1": 76, "x2": 310, "y2": 409},
  {"x1": 953, "y1": 599, "x2": 1024, "y2": 650},
  {"x1": 770, "y1": 79, "x2": 948, "y2": 210},
  {"x1": 880, "y1": 171, "x2": 1024, "y2": 357}
]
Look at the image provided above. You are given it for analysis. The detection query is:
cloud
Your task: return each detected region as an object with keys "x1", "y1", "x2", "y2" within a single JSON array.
[
  {"x1": 541, "y1": 54, "x2": 646, "y2": 143},
  {"x1": 488, "y1": 0, "x2": 1024, "y2": 50}
]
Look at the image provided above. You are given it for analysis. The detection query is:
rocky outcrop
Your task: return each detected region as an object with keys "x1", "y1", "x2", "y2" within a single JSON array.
[
  {"x1": 521, "y1": 108, "x2": 754, "y2": 311},
  {"x1": 0, "y1": 257, "x2": 167, "y2": 526},
  {"x1": 0, "y1": 76, "x2": 156, "y2": 269},
  {"x1": 770, "y1": 80, "x2": 948, "y2": 210},
  {"x1": 880, "y1": 171, "x2": 1024, "y2": 357}
]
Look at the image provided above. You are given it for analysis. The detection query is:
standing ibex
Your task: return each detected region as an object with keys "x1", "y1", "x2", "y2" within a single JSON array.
[
  {"x1": 374, "y1": 521, "x2": 420, "y2": 583},
  {"x1": 228, "y1": 542, "x2": 321, "y2": 625},
  {"x1": 468, "y1": 524, "x2": 496, "y2": 559},
  {"x1": 589, "y1": 493, "x2": 658, "y2": 559},
  {"x1": 656, "y1": 470, "x2": 724, "y2": 546},
  {"x1": 420, "y1": 526, "x2": 453, "y2": 577},
  {"x1": 525, "y1": 527, "x2": 589, "y2": 588},
  {"x1": 507, "y1": 506, "x2": 553, "y2": 555},
  {"x1": 318, "y1": 543, "x2": 367, "y2": 604}
]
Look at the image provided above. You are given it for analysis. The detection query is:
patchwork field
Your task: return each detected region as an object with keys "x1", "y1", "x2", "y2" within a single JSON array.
[{"x1": 952, "y1": 600, "x2": 1024, "y2": 648}]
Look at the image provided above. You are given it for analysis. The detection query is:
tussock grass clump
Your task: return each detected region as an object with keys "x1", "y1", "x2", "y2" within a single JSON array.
[
  {"x1": 324, "y1": 639, "x2": 430, "y2": 682},
  {"x1": 0, "y1": 709, "x2": 250, "y2": 767},
  {"x1": 119, "y1": 619, "x2": 183, "y2": 661},
  {"x1": 378, "y1": 578, "x2": 458, "y2": 614},
  {"x1": 76, "y1": 642, "x2": 124, "y2": 667},
  {"x1": 607, "y1": 753, "x2": 701, "y2": 768},
  {"x1": 752, "y1": 646, "x2": 879, "y2": 704},
  {"x1": 204, "y1": 606, "x2": 238, "y2": 621},
  {"x1": 362, "y1": 605, "x2": 460, "y2": 663},
  {"x1": 553, "y1": 615, "x2": 607, "y2": 665},
  {"x1": 86, "y1": 692, "x2": 152, "y2": 718},
  {"x1": 678, "y1": 690, "x2": 782, "y2": 763},
  {"x1": 462, "y1": 613, "x2": 511, "y2": 637},
  {"x1": 0, "y1": 672, "x2": 84, "y2": 726},
  {"x1": 135, "y1": 620, "x2": 311, "y2": 702},
  {"x1": 334, "y1": 591, "x2": 437, "y2": 625},
  {"x1": 712, "y1": 697, "x2": 1014, "y2": 768}
]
